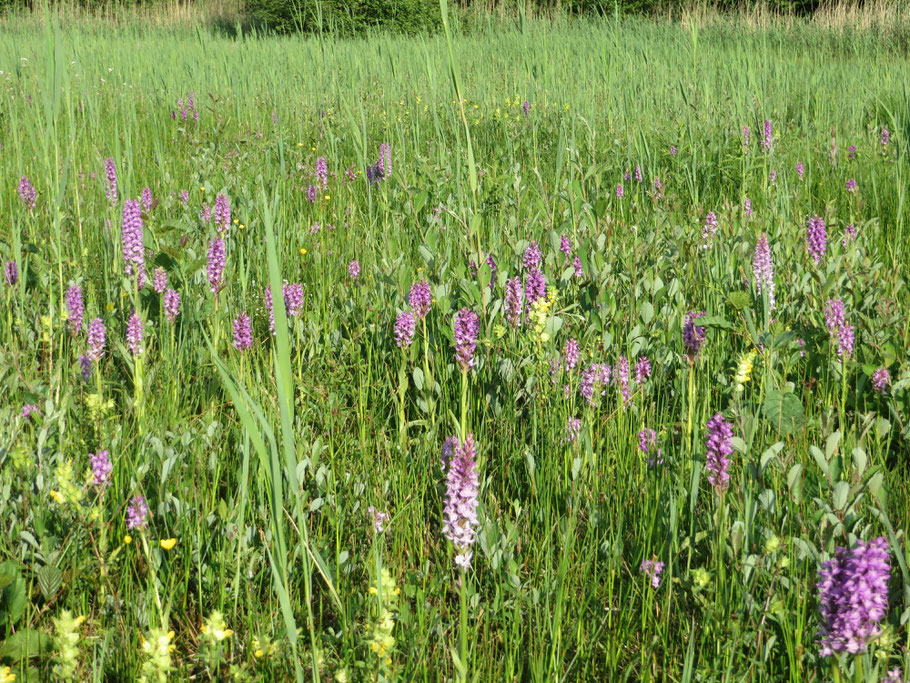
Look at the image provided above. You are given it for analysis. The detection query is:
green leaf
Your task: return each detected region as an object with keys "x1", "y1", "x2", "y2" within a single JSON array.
[
  {"x1": 698, "y1": 315, "x2": 735, "y2": 331},
  {"x1": 639, "y1": 301, "x2": 654, "y2": 325},
  {"x1": 763, "y1": 390, "x2": 805, "y2": 435},
  {"x1": 36, "y1": 565, "x2": 63, "y2": 601},
  {"x1": 0, "y1": 630, "x2": 52, "y2": 660},
  {"x1": 787, "y1": 464, "x2": 804, "y2": 503},
  {"x1": 832, "y1": 481, "x2": 850, "y2": 511}
]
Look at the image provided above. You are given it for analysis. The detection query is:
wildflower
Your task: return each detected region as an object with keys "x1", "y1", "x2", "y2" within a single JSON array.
[
  {"x1": 842, "y1": 224, "x2": 857, "y2": 247},
  {"x1": 846, "y1": 178, "x2": 858, "y2": 193},
  {"x1": 126, "y1": 311, "x2": 143, "y2": 356},
  {"x1": 251, "y1": 635, "x2": 278, "y2": 659},
  {"x1": 138, "y1": 627, "x2": 175, "y2": 683},
  {"x1": 522, "y1": 100, "x2": 530, "y2": 115},
  {"x1": 179, "y1": 190, "x2": 189, "y2": 204},
  {"x1": 152, "y1": 267, "x2": 167, "y2": 294},
  {"x1": 573, "y1": 256, "x2": 584, "y2": 278},
  {"x1": 744, "y1": 197, "x2": 753, "y2": 216},
  {"x1": 871, "y1": 367, "x2": 890, "y2": 394},
  {"x1": 640, "y1": 559, "x2": 665, "y2": 588},
  {"x1": 126, "y1": 495, "x2": 149, "y2": 529},
  {"x1": 315, "y1": 156, "x2": 328, "y2": 189},
  {"x1": 670, "y1": 145, "x2": 678, "y2": 156},
  {"x1": 21, "y1": 404, "x2": 40, "y2": 420},
  {"x1": 524, "y1": 268, "x2": 546, "y2": 306},
  {"x1": 52, "y1": 611, "x2": 85, "y2": 679},
  {"x1": 682, "y1": 311, "x2": 707, "y2": 361},
  {"x1": 348, "y1": 260, "x2": 360, "y2": 281},
  {"x1": 742, "y1": 126, "x2": 750, "y2": 148},
  {"x1": 634, "y1": 165, "x2": 642, "y2": 183},
  {"x1": 0, "y1": 665, "x2": 15, "y2": 682},
  {"x1": 163, "y1": 289, "x2": 180, "y2": 323},
  {"x1": 615, "y1": 355, "x2": 631, "y2": 407},
  {"x1": 635, "y1": 356, "x2": 651, "y2": 383},
  {"x1": 733, "y1": 350, "x2": 757, "y2": 392},
  {"x1": 796, "y1": 162, "x2": 805, "y2": 180},
  {"x1": 90, "y1": 450, "x2": 112, "y2": 487},
  {"x1": 103, "y1": 157, "x2": 118, "y2": 203},
  {"x1": 824, "y1": 298, "x2": 854, "y2": 360},
  {"x1": 66, "y1": 283, "x2": 84, "y2": 334},
  {"x1": 79, "y1": 354, "x2": 92, "y2": 381},
  {"x1": 121, "y1": 200, "x2": 146, "y2": 287},
  {"x1": 378, "y1": 142, "x2": 392, "y2": 178},
  {"x1": 409, "y1": 280, "x2": 432, "y2": 319},
  {"x1": 4, "y1": 261, "x2": 18, "y2": 286},
  {"x1": 18, "y1": 176, "x2": 36, "y2": 210},
  {"x1": 848, "y1": 145, "x2": 857, "y2": 160},
  {"x1": 199, "y1": 204, "x2": 212, "y2": 223},
  {"x1": 504, "y1": 277, "x2": 524, "y2": 327},
  {"x1": 565, "y1": 417, "x2": 582, "y2": 444},
  {"x1": 881, "y1": 128, "x2": 890, "y2": 147},
  {"x1": 232, "y1": 313, "x2": 253, "y2": 351},
  {"x1": 523, "y1": 241, "x2": 542, "y2": 270},
  {"x1": 579, "y1": 363, "x2": 611, "y2": 406},
  {"x1": 761, "y1": 119, "x2": 772, "y2": 152},
  {"x1": 206, "y1": 238, "x2": 226, "y2": 292},
  {"x1": 159, "y1": 538, "x2": 176, "y2": 551},
  {"x1": 484, "y1": 253, "x2": 497, "y2": 289},
  {"x1": 367, "y1": 566, "x2": 399, "y2": 670},
  {"x1": 807, "y1": 215, "x2": 827, "y2": 264},
  {"x1": 367, "y1": 506, "x2": 388, "y2": 533},
  {"x1": 817, "y1": 537, "x2": 891, "y2": 656},
  {"x1": 141, "y1": 186, "x2": 153, "y2": 212},
  {"x1": 214, "y1": 193, "x2": 231, "y2": 233},
  {"x1": 394, "y1": 311, "x2": 416, "y2": 348},
  {"x1": 123, "y1": 535, "x2": 132, "y2": 544},
  {"x1": 701, "y1": 211, "x2": 718, "y2": 249},
  {"x1": 453, "y1": 308, "x2": 480, "y2": 370},
  {"x1": 442, "y1": 435, "x2": 480, "y2": 570},
  {"x1": 201, "y1": 611, "x2": 233, "y2": 641},
  {"x1": 769, "y1": 169, "x2": 777, "y2": 185},
  {"x1": 564, "y1": 338, "x2": 579, "y2": 370},
  {"x1": 753, "y1": 233, "x2": 775, "y2": 310},
  {"x1": 282, "y1": 282, "x2": 304, "y2": 317},
  {"x1": 705, "y1": 413, "x2": 733, "y2": 492},
  {"x1": 55, "y1": 460, "x2": 84, "y2": 506},
  {"x1": 638, "y1": 428, "x2": 663, "y2": 467}
]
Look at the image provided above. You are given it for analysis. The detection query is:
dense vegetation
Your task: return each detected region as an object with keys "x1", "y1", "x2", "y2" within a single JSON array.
[
  {"x1": 2, "y1": 0, "x2": 908, "y2": 33},
  {"x1": 0, "y1": 9, "x2": 909, "y2": 682}
]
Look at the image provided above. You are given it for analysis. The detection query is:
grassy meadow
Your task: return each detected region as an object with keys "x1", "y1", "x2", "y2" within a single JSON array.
[{"x1": 1, "y1": 8, "x2": 910, "y2": 681}]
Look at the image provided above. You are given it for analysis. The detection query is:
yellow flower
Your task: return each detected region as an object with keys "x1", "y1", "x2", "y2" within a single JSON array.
[
  {"x1": 733, "y1": 350, "x2": 757, "y2": 392},
  {"x1": 106, "y1": 303, "x2": 114, "y2": 311},
  {"x1": 50, "y1": 490, "x2": 63, "y2": 503},
  {"x1": 123, "y1": 534, "x2": 132, "y2": 545},
  {"x1": 159, "y1": 538, "x2": 176, "y2": 551},
  {"x1": 369, "y1": 586, "x2": 377, "y2": 595},
  {"x1": 239, "y1": 224, "x2": 245, "y2": 230},
  {"x1": 233, "y1": 218, "x2": 239, "y2": 224},
  {"x1": 324, "y1": 194, "x2": 331, "y2": 201},
  {"x1": 311, "y1": 146, "x2": 316, "y2": 151},
  {"x1": 199, "y1": 186, "x2": 205, "y2": 191},
  {"x1": 0, "y1": 665, "x2": 16, "y2": 682},
  {"x1": 299, "y1": 248, "x2": 307, "y2": 255},
  {"x1": 297, "y1": 142, "x2": 303, "y2": 147}
]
